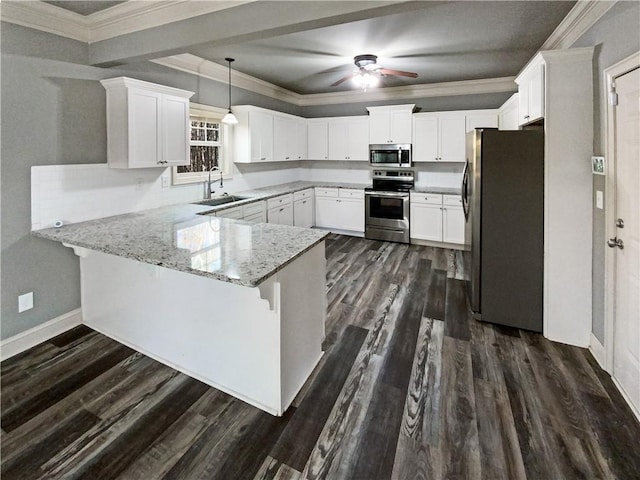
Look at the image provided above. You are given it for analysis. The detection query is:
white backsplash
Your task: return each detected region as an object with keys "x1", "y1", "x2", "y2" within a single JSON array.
[{"x1": 31, "y1": 160, "x2": 462, "y2": 230}]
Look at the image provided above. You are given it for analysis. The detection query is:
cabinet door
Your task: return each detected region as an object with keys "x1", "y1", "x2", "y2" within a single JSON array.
[
  {"x1": 273, "y1": 116, "x2": 290, "y2": 161},
  {"x1": 128, "y1": 88, "x2": 161, "y2": 168},
  {"x1": 443, "y1": 205, "x2": 465, "y2": 244},
  {"x1": 528, "y1": 63, "x2": 545, "y2": 122},
  {"x1": 389, "y1": 110, "x2": 412, "y2": 143},
  {"x1": 268, "y1": 203, "x2": 293, "y2": 226},
  {"x1": 439, "y1": 114, "x2": 466, "y2": 162},
  {"x1": 315, "y1": 197, "x2": 338, "y2": 228},
  {"x1": 162, "y1": 94, "x2": 190, "y2": 166},
  {"x1": 338, "y1": 198, "x2": 364, "y2": 232},
  {"x1": 410, "y1": 203, "x2": 443, "y2": 241},
  {"x1": 412, "y1": 115, "x2": 439, "y2": 162},
  {"x1": 294, "y1": 198, "x2": 314, "y2": 228},
  {"x1": 466, "y1": 112, "x2": 498, "y2": 132},
  {"x1": 295, "y1": 119, "x2": 307, "y2": 160},
  {"x1": 307, "y1": 121, "x2": 328, "y2": 160},
  {"x1": 250, "y1": 111, "x2": 273, "y2": 162},
  {"x1": 328, "y1": 120, "x2": 348, "y2": 160},
  {"x1": 347, "y1": 117, "x2": 370, "y2": 161},
  {"x1": 369, "y1": 111, "x2": 390, "y2": 144},
  {"x1": 518, "y1": 79, "x2": 531, "y2": 125}
]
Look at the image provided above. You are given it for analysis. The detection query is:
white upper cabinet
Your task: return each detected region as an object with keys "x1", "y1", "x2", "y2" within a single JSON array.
[
  {"x1": 233, "y1": 106, "x2": 274, "y2": 163},
  {"x1": 307, "y1": 119, "x2": 329, "y2": 160},
  {"x1": 328, "y1": 116, "x2": 369, "y2": 161},
  {"x1": 101, "y1": 77, "x2": 193, "y2": 169},
  {"x1": 413, "y1": 111, "x2": 466, "y2": 162},
  {"x1": 465, "y1": 109, "x2": 499, "y2": 132},
  {"x1": 516, "y1": 56, "x2": 545, "y2": 126},
  {"x1": 367, "y1": 104, "x2": 414, "y2": 144},
  {"x1": 498, "y1": 93, "x2": 520, "y2": 130}
]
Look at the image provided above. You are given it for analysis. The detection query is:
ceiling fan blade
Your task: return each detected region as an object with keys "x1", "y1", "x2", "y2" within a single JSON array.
[
  {"x1": 378, "y1": 68, "x2": 418, "y2": 78},
  {"x1": 331, "y1": 72, "x2": 357, "y2": 87}
]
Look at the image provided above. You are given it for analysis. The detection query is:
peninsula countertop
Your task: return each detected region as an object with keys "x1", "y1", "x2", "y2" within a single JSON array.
[{"x1": 33, "y1": 203, "x2": 329, "y2": 288}]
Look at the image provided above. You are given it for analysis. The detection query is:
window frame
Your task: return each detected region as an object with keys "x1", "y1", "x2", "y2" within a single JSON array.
[{"x1": 172, "y1": 102, "x2": 233, "y2": 186}]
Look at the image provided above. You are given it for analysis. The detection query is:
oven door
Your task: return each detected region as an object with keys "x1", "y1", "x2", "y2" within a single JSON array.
[{"x1": 365, "y1": 191, "x2": 409, "y2": 229}]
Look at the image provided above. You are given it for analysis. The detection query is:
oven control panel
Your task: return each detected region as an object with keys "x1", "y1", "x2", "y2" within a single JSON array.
[{"x1": 372, "y1": 169, "x2": 414, "y2": 178}]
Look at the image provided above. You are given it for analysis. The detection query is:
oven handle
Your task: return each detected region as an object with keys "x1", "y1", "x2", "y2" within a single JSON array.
[{"x1": 364, "y1": 191, "x2": 410, "y2": 198}]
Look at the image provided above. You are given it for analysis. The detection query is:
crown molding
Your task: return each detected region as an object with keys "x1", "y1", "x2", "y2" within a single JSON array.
[
  {"x1": 0, "y1": 1, "x2": 89, "y2": 42},
  {"x1": 0, "y1": 0, "x2": 251, "y2": 43},
  {"x1": 153, "y1": 54, "x2": 516, "y2": 107},
  {"x1": 541, "y1": 0, "x2": 617, "y2": 50}
]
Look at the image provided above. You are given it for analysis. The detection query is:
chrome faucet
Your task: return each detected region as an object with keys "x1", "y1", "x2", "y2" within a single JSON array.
[{"x1": 203, "y1": 165, "x2": 224, "y2": 199}]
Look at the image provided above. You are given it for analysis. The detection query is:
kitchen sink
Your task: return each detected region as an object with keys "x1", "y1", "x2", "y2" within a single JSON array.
[{"x1": 193, "y1": 195, "x2": 250, "y2": 207}]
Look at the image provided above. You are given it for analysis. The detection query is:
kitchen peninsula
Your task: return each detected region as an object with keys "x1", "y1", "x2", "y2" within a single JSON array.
[{"x1": 33, "y1": 203, "x2": 328, "y2": 416}]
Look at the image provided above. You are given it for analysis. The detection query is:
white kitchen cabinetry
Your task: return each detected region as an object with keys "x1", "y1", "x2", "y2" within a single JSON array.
[
  {"x1": 274, "y1": 115, "x2": 307, "y2": 161},
  {"x1": 498, "y1": 93, "x2": 520, "y2": 131},
  {"x1": 100, "y1": 77, "x2": 193, "y2": 169},
  {"x1": 410, "y1": 193, "x2": 464, "y2": 246},
  {"x1": 466, "y1": 110, "x2": 499, "y2": 132},
  {"x1": 315, "y1": 188, "x2": 364, "y2": 232},
  {"x1": 233, "y1": 106, "x2": 274, "y2": 163},
  {"x1": 214, "y1": 201, "x2": 267, "y2": 223},
  {"x1": 328, "y1": 116, "x2": 369, "y2": 161},
  {"x1": 367, "y1": 104, "x2": 414, "y2": 144},
  {"x1": 307, "y1": 120, "x2": 329, "y2": 160},
  {"x1": 267, "y1": 194, "x2": 293, "y2": 226},
  {"x1": 516, "y1": 57, "x2": 544, "y2": 126},
  {"x1": 413, "y1": 112, "x2": 466, "y2": 162},
  {"x1": 293, "y1": 189, "x2": 314, "y2": 228}
]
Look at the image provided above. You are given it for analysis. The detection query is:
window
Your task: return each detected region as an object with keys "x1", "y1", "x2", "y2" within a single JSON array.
[{"x1": 172, "y1": 103, "x2": 232, "y2": 185}]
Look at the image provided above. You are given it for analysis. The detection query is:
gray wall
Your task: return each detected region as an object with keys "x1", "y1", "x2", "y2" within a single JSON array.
[{"x1": 572, "y1": 0, "x2": 640, "y2": 343}]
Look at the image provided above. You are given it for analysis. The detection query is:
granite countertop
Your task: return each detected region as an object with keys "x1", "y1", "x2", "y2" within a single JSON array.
[
  {"x1": 196, "y1": 181, "x2": 369, "y2": 215},
  {"x1": 33, "y1": 203, "x2": 329, "y2": 288},
  {"x1": 412, "y1": 186, "x2": 462, "y2": 195}
]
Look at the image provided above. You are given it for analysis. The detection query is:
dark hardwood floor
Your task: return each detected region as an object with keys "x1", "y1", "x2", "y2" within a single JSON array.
[{"x1": 2, "y1": 234, "x2": 639, "y2": 479}]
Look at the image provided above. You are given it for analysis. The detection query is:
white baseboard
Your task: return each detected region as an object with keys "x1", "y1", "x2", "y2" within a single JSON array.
[
  {"x1": 589, "y1": 332, "x2": 607, "y2": 371},
  {"x1": 1, "y1": 308, "x2": 82, "y2": 361}
]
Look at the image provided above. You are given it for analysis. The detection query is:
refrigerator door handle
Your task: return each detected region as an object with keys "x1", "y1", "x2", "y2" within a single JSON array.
[{"x1": 461, "y1": 160, "x2": 470, "y2": 220}]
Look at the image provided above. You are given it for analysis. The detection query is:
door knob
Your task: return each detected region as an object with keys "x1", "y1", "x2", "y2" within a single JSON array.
[
  {"x1": 616, "y1": 218, "x2": 624, "y2": 228},
  {"x1": 607, "y1": 237, "x2": 624, "y2": 249}
]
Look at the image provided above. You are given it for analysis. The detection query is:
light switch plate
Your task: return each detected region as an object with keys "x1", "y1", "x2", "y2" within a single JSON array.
[
  {"x1": 161, "y1": 175, "x2": 170, "y2": 188},
  {"x1": 18, "y1": 292, "x2": 34, "y2": 313},
  {"x1": 596, "y1": 190, "x2": 604, "y2": 209}
]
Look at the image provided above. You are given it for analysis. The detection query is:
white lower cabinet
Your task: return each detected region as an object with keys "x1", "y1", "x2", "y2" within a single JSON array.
[
  {"x1": 267, "y1": 194, "x2": 294, "y2": 226},
  {"x1": 215, "y1": 201, "x2": 267, "y2": 223},
  {"x1": 410, "y1": 193, "x2": 464, "y2": 245},
  {"x1": 315, "y1": 188, "x2": 364, "y2": 232},
  {"x1": 293, "y1": 189, "x2": 314, "y2": 228}
]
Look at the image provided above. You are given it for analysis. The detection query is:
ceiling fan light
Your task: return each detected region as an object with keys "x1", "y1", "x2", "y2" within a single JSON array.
[
  {"x1": 352, "y1": 74, "x2": 364, "y2": 87},
  {"x1": 364, "y1": 73, "x2": 379, "y2": 87},
  {"x1": 222, "y1": 111, "x2": 238, "y2": 124}
]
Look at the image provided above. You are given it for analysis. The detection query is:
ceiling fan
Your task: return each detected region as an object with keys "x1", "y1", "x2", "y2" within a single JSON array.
[{"x1": 331, "y1": 54, "x2": 418, "y2": 89}]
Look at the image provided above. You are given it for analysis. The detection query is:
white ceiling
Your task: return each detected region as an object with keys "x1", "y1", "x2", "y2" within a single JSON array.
[{"x1": 14, "y1": 1, "x2": 578, "y2": 97}]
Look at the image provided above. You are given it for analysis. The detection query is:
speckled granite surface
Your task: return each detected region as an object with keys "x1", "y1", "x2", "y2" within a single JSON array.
[
  {"x1": 412, "y1": 186, "x2": 462, "y2": 195},
  {"x1": 195, "y1": 181, "x2": 370, "y2": 214},
  {"x1": 33, "y1": 203, "x2": 329, "y2": 287}
]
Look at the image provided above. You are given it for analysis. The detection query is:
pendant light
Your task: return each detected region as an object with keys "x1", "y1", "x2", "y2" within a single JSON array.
[{"x1": 222, "y1": 57, "x2": 238, "y2": 124}]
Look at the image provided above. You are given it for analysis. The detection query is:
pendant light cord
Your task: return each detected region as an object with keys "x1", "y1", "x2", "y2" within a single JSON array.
[{"x1": 226, "y1": 57, "x2": 234, "y2": 112}]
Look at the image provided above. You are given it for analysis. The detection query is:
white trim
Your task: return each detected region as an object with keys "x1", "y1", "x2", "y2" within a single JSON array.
[
  {"x1": 541, "y1": 0, "x2": 618, "y2": 50},
  {"x1": 589, "y1": 332, "x2": 607, "y2": 370},
  {"x1": 153, "y1": 54, "x2": 517, "y2": 107},
  {"x1": 603, "y1": 51, "x2": 640, "y2": 373},
  {"x1": 612, "y1": 377, "x2": 640, "y2": 423},
  {"x1": 0, "y1": 0, "x2": 251, "y2": 44},
  {"x1": 0, "y1": 308, "x2": 82, "y2": 361}
]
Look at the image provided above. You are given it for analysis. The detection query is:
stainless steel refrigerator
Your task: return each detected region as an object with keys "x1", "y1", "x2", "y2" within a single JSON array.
[{"x1": 462, "y1": 128, "x2": 544, "y2": 332}]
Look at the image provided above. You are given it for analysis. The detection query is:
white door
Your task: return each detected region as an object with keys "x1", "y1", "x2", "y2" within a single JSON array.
[
  {"x1": 412, "y1": 115, "x2": 439, "y2": 162},
  {"x1": 439, "y1": 114, "x2": 466, "y2": 162},
  {"x1": 307, "y1": 121, "x2": 328, "y2": 160},
  {"x1": 612, "y1": 67, "x2": 640, "y2": 414}
]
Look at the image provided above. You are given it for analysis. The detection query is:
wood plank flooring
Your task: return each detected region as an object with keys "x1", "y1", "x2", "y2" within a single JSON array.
[{"x1": 2, "y1": 234, "x2": 639, "y2": 479}]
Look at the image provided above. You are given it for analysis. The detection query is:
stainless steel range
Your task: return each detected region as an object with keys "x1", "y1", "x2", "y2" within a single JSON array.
[{"x1": 364, "y1": 169, "x2": 414, "y2": 243}]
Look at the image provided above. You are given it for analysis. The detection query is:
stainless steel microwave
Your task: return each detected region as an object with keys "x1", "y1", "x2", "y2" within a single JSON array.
[{"x1": 369, "y1": 144, "x2": 412, "y2": 167}]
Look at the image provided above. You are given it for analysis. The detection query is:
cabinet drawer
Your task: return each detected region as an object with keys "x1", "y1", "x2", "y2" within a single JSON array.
[
  {"x1": 243, "y1": 200, "x2": 265, "y2": 216},
  {"x1": 443, "y1": 195, "x2": 462, "y2": 206},
  {"x1": 267, "y1": 194, "x2": 292, "y2": 209},
  {"x1": 410, "y1": 193, "x2": 443, "y2": 205},
  {"x1": 339, "y1": 189, "x2": 364, "y2": 199},
  {"x1": 315, "y1": 187, "x2": 339, "y2": 198},
  {"x1": 293, "y1": 188, "x2": 313, "y2": 202},
  {"x1": 216, "y1": 206, "x2": 243, "y2": 219},
  {"x1": 244, "y1": 211, "x2": 266, "y2": 223}
]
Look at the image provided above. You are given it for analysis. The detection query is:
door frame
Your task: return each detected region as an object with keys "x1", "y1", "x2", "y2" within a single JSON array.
[{"x1": 603, "y1": 51, "x2": 640, "y2": 376}]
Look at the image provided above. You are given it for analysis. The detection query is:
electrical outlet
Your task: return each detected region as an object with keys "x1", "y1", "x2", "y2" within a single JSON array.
[
  {"x1": 18, "y1": 292, "x2": 34, "y2": 313},
  {"x1": 135, "y1": 178, "x2": 144, "y2": 191},
  {"x1": 161, "y1": 175, "x2": 170, "y2": 188},
  {"x1": 596, "y1": 190, "x2": 604, "y2": 209}
]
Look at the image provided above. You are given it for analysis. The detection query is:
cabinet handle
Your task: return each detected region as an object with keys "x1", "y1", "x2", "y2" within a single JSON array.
[
  {"x1": 302, "y1": 200, "x2": 306, "y2": 204},
  {"x1": 279, "y1": 208, "x2": 284, "y2": 212},
  {"x1": 286, "y1": 156, "x2": 290, "y2": 159}
]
